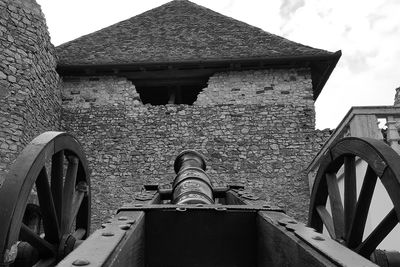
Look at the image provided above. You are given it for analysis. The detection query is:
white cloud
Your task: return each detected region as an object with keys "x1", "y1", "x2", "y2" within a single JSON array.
[{"x1": 278, "y1": 0, "x2": 400, "y2": 128}]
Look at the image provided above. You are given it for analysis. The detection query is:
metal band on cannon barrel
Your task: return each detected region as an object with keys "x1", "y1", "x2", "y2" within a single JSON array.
[{"x1": 172, "y1": 150, "x2": 214, "y2": 204}]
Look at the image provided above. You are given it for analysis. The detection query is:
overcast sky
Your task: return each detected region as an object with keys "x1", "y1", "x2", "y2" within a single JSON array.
[{"x1": 35, "y1": 0, "x2": 400, "y2": 129}]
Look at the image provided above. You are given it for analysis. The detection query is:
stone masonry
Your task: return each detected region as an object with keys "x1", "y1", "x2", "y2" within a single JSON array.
[
  {"x1": 0, "y1": 0, "x2": 333, "y2": 230},
  {"x1": 0, "y1": 0, "x2": 60, "y2": 176},
  {"x1": 61, "y1": 76, "x2": 142, "y2": 109},
  {"x1": 60, "y1": 72, "x2": 329, "y2": 226},
  {"x1": 394, "y1": 86, "x2": 400, "y2": 106},
  {"x1": 195, "y1": 68, "x2": 314, "y2": 109}
]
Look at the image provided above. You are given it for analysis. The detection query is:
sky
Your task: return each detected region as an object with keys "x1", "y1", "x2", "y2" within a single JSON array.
[{"x1": 35, "y1": 0, "x2": 400, "y2": 129}]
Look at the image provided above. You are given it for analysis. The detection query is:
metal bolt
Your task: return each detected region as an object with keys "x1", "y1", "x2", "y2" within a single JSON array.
[
  {"x1": 68, "y1": 156, "x2": 80, "y2": 164},
  {"x1": 176, "y1": 207, "x2": 187, "y2": 212},
  {"x1": 118, "y1": 216, "x2": 128, "y2": 221},
  {"x1": 312, "y1": 235, "x2": 325, "y2": 241},
  {"x1": 72, "y1": 259, "x2": 90, "y2": 266},
  {"x1": 134, "y1": 204, "x2": 143, "y2": 207},
  {"x1": 215, "y1": 207, "x2": 227, "y2": 211},
  {"x1": 76, "y1": 182, "x2": 88, "y2": 193},
  {"x1": 263, "y1": 204, "x2": 271, "y2": 208},
  {"x1": 119, "y1": 224, "x2": 131, "y2": 230},
  {"x1": 102, "y1": 232, "x2": 114, "y2": 237}
]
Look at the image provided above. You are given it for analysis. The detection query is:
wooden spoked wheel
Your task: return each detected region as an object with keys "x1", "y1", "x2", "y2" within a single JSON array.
[
  {"x1": 308, "y1": 137, "x2": 400, "y2": 259},
  {"x1": 0, "y1": 132, "x2": 90, "y2": 266}
]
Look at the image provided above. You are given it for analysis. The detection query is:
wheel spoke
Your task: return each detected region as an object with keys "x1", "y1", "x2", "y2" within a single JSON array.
[
  {"x1": 346, "y1": 165, "x2": 377, "y2": 248},
  {"x1": 33, "y1": 257, "x2": 57, "y2": 267},
  {"x1": 35, "y1": 167, "x2": 60, "y2": 243},
  {"x1": 72, "y1": 228, "x2": 86, "y2": 240},
  {"x1": 344, "y1": 156, "x2": 357, "y2": 236},
  {"x1": 61, "y1": 156, "x2": 79, "y2": 234},
  {"x1": 326, "y1": 173, "x2": 344, "y2": 238},
  {"x1": 68, "y1": 189, "x2": 85, "y2": 231},
  {"x1": 316, "y1": 205, "x2": 336, "y2": 239},
  {"x1": 20, "y1": 223, "x2": 55, "y2": 257},
  {"x1": 356, "y1": 208, "x2": 398, "y2": 257},
  {"x1": 51, "y1": 151, "x2": 64, "y2": 224}
]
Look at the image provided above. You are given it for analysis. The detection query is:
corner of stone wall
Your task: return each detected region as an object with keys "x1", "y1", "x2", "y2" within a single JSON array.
[
  {"x1": 194, "y1": 68, "x2": 314, "y2": 107},
  {"x1": 394, "y1": 86, "x2": 400, "y2": 106},
  {"x1": 0, "y1": 0, "x2": 61, "y2": 174},
  {"x1": 60, "y1": 76, "x2": 141, "y2": 110}
]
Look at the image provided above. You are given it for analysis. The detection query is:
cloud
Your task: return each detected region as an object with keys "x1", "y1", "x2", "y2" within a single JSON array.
[
  {"x1": 280, "y1": 0, "x2": 305, "y2": 20},
  {"x1": 275, "y1": 0, "x2": 400, "y2": 128}
]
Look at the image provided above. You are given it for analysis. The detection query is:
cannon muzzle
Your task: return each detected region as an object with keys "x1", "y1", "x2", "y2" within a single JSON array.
[{"x1": 172, "y1": 150, "x2": 214, "y2": 204}]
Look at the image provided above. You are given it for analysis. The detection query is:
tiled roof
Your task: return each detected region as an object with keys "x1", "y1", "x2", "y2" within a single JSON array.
[{"x1": 56, "y1": 0, "x2": 336, "y2": 66}]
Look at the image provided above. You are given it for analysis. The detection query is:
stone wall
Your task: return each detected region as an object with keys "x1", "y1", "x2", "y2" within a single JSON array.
[
  {"x1": 61, "y1": 76, "x2": 141, "y2": 109},
  {"x1": 61, "y1": 102, "x2": 329, "y2": 227},
  {"x1": 0, "y1": 0, "x2": 331, "y2": 234},
  {"x1": 59, "y1": 68, "x2": 326, "y2": 227},
  {"x1": 394, "y1": 87, "x2": 400, "y2": 106},
  {"x1": 195, "y1": 68, "x2": 314, "y2": 108},
  {"x1": 0, "y1": 0, "x2": 60, "y2": 174}
]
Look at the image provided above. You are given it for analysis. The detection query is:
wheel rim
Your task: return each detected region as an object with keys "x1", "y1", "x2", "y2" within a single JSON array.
[
  {"x1": 0, "y1": 132, "x2": 90, "y2": 265},
  {"x1": 308, "y1": 137, "x2": 400, "y2": 259}
]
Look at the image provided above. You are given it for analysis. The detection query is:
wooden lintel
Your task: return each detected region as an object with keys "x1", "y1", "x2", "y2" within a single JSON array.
[
  {"x1": 123, "y1": 68, "x2": 216, "y2": 80},
  {"x1": 132, "y1": 78, "x2": 207, "y2": 87},
  {"x1": 84, "y1": 68, "x2": 95, "y2": 75}
]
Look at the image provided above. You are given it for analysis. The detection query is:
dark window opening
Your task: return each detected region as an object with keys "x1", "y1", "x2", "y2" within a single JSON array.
[{"x1": 136, "y1": 85, "x2": 205, "y2": 105}]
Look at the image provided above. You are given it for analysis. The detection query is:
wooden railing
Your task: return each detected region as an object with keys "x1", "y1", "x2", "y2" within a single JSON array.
[{"x1": 307, "y1": 106, "x2": 400, "y2": 191}]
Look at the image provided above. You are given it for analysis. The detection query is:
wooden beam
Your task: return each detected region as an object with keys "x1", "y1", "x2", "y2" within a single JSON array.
[
  {"x1": 132, "y1": 78, "x2": 208, "y2": 87},
  {"x1": 122, "y1": 68, "x2": 217, "y2": 80}
]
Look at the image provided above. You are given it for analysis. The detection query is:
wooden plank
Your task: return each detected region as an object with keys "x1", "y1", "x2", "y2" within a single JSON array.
[
  {"x1": 105, "y1": 212, "x2": 146, "y2": 267},
  {"x1": 344, "y1": 156, "x2": 357, "y2": 236},
  {"x1": 257, "y1": 211, "x2": 336, "y2": 267},
  {"x1": 326, "y1": 173, "x2": 344, "y2": 238},
  {"x1": 346, "y1": 165, "x2": 377, "y2": 248},
  {"x1": 316, "y1": 205, "x2": 336, "y2": 239},
  {"x1": 146, "y1": 210, "x2": 256, "y2": 267},
  {"x1": 356, "y1": 208, "x2": 398, "y2": 257},
  {"x1": 349, "y1": 115, "x2": 382, "y2": 139}
]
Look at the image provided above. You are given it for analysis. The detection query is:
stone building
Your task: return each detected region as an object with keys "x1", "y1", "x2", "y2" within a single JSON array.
[{"x1": 0, "y1": 0, "x2": 340, "y2": 226}]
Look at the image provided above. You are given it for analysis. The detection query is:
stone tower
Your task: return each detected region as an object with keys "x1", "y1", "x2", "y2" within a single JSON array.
[
  {"x1": 0, "y1": 0, "x2": 60, "y2": 175},
  {"x1": 56, "y1": 0, "x2": 340, "y2": 224}
]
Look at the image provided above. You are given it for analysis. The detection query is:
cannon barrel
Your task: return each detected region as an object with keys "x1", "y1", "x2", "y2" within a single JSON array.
[{"x1": 172, "y1": 150, "x2": 214, "y2": 204}]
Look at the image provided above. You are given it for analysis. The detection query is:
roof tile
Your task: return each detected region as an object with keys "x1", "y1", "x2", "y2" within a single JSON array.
[{"x1": 56, "y1": 0, "x2": 335, "y2": 65}]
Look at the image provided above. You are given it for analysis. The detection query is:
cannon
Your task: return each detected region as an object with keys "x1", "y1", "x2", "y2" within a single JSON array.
[{"x1": 0, "y1": 132, "x2": 399, "y2": 266}]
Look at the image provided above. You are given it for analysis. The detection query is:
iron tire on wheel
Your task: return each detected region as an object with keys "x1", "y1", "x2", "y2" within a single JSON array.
[{"x1": 0, "y1": 132, "x2": 90, "y2": 266}]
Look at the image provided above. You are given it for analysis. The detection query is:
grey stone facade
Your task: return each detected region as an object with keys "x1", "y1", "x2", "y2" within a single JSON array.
[
  {"x1": 394, "y1": 87, "x2": 400, "y2": 106},
  {"x1": 0, "y1": 0, "x2": 60, "y2": 175},
  {"x1": 0, "y1": 0, "x2": 333, "y2": 229},
  {"x1": 195, "y1": 69, "x2": 313, "y2": 109},
  {"x1": 60, "y1": 72, "x2": 328, "y2": 225},
  {"x1": 61, "y1": 76, "x2": 142, "y2": 109}
]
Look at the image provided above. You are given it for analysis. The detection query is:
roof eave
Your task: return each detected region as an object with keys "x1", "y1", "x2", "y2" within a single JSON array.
[
  {"x1": 57, "y1": 52, "x2": 340, "y2": 69},
  {"x1": 57, "y1": 51, "x2": 342, "y2": 99},
  {"x1": 311, "y1": 50, "x2": 342, "y2": 100}
]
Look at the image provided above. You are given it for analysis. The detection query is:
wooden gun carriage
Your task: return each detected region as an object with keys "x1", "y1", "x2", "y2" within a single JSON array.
[{"x1": 0, "y1": 132, "x2": 400, "y2": 266}]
